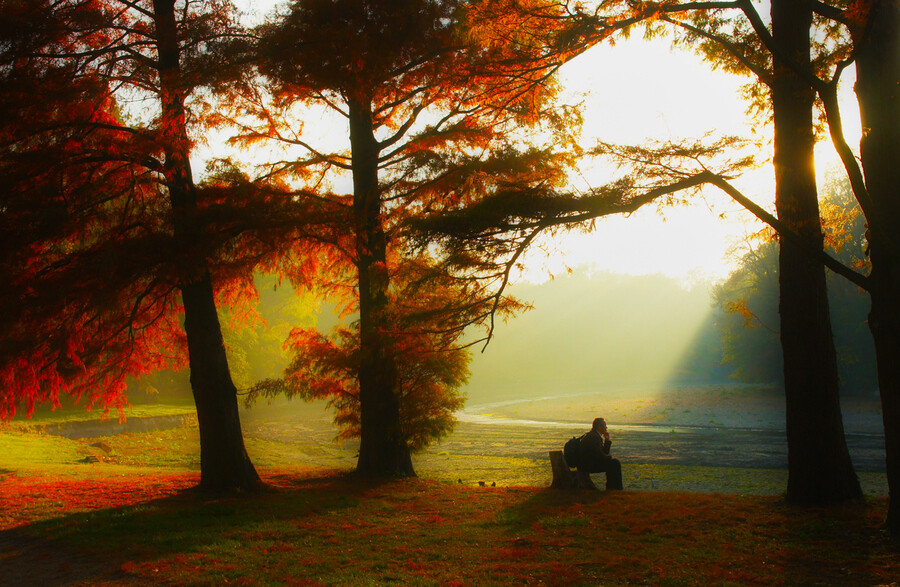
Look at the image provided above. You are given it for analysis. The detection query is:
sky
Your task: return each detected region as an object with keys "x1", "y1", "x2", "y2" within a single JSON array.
[
  {"x1": 221, "y1": 1, "x2": 863, "y2": 287},
  {"x1": 535, "y1": 38, "x2": 761, "y2": 284},
  {"x1": 519, "y1": 34, "x2": 862, "y2": 285}
]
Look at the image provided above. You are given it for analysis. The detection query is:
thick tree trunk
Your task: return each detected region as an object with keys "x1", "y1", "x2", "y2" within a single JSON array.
[
  {"x1": 153, "y1": 0, "x2": 259, "y2": 491},
  {"x1": 771, "y1": 0, "x2": 862, "y2": 504},
  {"x1": 348, "y1": 98, "x2": 415, "y2": 478},
  {"x1": 182, "y1": 274, "x2": 260, "y2": 491},
  {"x1": 853, "y1": 0, "x2": 900, "y2": 533},
  {"x1": 867, "y1": 252, "x2": 900, "y2": 532}
]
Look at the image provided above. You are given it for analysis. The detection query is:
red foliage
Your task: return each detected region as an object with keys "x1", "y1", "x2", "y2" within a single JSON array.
[
  {"x1": 0, "y1": 1, "x2": 286, "y2": 424},
  {"x1": 248, "y1": 258, "x2": 473, "y2": 451},
  {"x1": 0, "y1": 472, "x2": 199, "y2": 530},
  {"x1": 0, "y1": 33, "x2": 189, "y2": 419}
]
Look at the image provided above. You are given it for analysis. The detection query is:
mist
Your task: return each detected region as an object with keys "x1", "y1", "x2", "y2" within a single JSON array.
[{"x1": 464, "y1": 270, "x2": 724, "y2": 405}]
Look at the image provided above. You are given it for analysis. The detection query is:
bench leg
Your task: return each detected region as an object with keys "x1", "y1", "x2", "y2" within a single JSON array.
[
  {"x1": 576, "y1": 470, "x2": 598, "y2": 490},
  {"x1": 549, "y1": 450, "x2": 576, "y2": 489}
]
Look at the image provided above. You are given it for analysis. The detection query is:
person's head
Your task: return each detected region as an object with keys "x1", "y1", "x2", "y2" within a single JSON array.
[{"x1": 592, "y1": 417, "x2": 607, "y2": 433}]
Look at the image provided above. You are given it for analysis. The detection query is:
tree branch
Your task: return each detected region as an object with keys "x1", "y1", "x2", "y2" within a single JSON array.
[
  {"x1": 802, "y1": 0, "x2": 850, "y2": 25},
  {"x1": 706, "y1": 174, "x2": 871, "y2": 290}
]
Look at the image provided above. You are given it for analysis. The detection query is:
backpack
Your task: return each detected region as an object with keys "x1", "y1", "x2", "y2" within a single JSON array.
[{"x1": 563, "y1": 436, "x2": 581, "y2": 468}]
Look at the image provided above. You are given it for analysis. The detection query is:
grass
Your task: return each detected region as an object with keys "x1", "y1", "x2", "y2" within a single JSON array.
[
  {"x1": 6, "y1": 469, "x2": 899, "y2": 586},
  {"x1": 8, "y1": 400, "x2": 195, "y2": 427},
  {"x1": 1, "y1": 401, "x2": 897, "y2": 586}
]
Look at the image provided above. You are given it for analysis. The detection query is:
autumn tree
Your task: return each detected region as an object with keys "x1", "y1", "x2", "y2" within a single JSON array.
[
  {"x1": 0, "y1": 0, "x2": 296, "y2": 491},
  {"x1": 221, "y1": 0, "x2": 582, "y2": 477},
  {"x1": 0, "y1": 1, "x2": 183, "y2": 419}
]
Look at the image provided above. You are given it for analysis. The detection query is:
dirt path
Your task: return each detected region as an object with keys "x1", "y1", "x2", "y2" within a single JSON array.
[{"x1": 0, "y1": 527, "x2": 148, "y2": 586}]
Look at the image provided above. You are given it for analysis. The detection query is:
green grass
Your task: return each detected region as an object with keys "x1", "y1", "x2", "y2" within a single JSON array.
[
  {"x1": 0, "y1": 428, "x2": 88, "y2": 470},
  {"x1": 8, "y1": 401, "x2": 195, "y2": 427}
]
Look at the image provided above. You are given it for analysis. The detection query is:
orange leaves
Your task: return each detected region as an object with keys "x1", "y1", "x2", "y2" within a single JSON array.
[
  {"x1": 820, "y1": 193, "x2": 863, "y2": 255},
  {"x1": 843, "y1": 0, "x2": 875, "y2": 38},
  {"x1": 216, "y1": 278, "x2": 263, "y2": 330},
  {"x1": 724, "y1": 298, "x2": 759, "y2": 329}
]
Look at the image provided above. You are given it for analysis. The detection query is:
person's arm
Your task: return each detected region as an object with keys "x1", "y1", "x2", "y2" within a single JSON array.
[{"x1": 602, "y1": 438, "x2": 611, "y2": 455}]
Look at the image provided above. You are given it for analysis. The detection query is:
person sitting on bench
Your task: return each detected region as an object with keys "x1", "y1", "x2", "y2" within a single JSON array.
[{"x1": 579, "y1": 417, "x2": 623, "y2": 490}]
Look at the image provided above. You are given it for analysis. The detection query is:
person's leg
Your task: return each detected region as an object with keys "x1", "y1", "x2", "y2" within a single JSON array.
[{"x1": 606, "y1": 458, "x2": 623, "y2": 490}]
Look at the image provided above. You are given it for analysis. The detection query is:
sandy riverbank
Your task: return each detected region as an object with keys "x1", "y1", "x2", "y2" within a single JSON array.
[{"x1": 463, "y1": 384, "x2": 884, "y2": 434}]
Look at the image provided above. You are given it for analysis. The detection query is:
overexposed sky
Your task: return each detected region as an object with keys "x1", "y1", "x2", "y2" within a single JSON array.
[
  {"x1": 518, "y1": 32, "x2": 861, "y2": 285},
  {"x1": 525, "y1": 36, "x2": 763, "y2": 284}
]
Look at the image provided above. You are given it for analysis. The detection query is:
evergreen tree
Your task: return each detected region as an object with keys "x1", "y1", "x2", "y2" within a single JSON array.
[
  {"x1": 224, "y1": 0, "x2": 579, "y2": 476},
  {"x1": 0, "y1": 0, "x2": 283, "y2": 491}
]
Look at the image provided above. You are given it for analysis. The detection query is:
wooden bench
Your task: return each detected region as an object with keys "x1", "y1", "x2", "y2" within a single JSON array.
[{"x1": 549, "y1": 449, "x2": 598, "y2": 489}]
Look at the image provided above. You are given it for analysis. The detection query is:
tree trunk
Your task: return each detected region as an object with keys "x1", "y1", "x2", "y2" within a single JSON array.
[
  {"x1": 867, "y1": 249, "x2": 900, "y2": 533},
  {"x1": 853, "y1": 0, "x2": 900, "y2": 533},
  {"x1": 182, "y1": 274, "x2": 260, "y2": 491},
  {"x1": 348, "y1": 97, "x2": 415, "y2": 478},
  {"x1": 152, "y1": 0, "x2": 259, "y2": 491},
  {"x1": 771, "y1": 0, "x2": 862, "y2": 504}
]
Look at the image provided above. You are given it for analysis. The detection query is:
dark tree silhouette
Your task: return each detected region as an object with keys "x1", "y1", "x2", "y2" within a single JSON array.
[
  {"x1": 840, "y1": 0, "x2": 900, "y2": 533},
  {"x1": 670, "y1": 0, "x2": 900, "y2": 529},
  {"x1": 658, "y1": 0, "x2": 863, "y2": 504},
  {"x1": 768, "y1": 0, "x2": 862, "y2": 504},
  {"x1": 0, "y1": 0, "x2": 269, "y2": 492}
]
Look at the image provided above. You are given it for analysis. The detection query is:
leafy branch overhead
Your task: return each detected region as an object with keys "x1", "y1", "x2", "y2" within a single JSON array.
[{"x1": 405, "y1": 136, "x2": 755, "y2": 345}]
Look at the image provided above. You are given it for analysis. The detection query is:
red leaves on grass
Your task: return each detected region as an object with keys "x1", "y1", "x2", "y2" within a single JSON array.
[
  {"x1": 0, "y1": 472, "x2": 199, "y2": 530},
  {"x1": 5, "y1": 472, "x2": 897, "y2": 585}
]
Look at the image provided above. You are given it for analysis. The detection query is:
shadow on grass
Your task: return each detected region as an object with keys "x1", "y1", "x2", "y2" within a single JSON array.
[
  {"x1": 488, "y1": 486, "x2": 608, "y2": 533},
  {"x1": 8, "y1": 472, "x2": 899, "y2": 586},
  {"x1": 0, "y1": 525, "x2": 135, "y2": 587},
  {"x1": 10, "y1": 470, "x2": 511, "y2": 585},
  {"x1": 493, "y1": 487, "x2": 896, "y2": 585},
  {"x1": 19, "y1": 470, "x2": 367, "y2": 558}
]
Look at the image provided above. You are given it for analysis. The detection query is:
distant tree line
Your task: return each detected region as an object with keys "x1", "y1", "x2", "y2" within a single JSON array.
[{"x1": 711, "y1": 177, "x2": 876, "y2": 394}]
